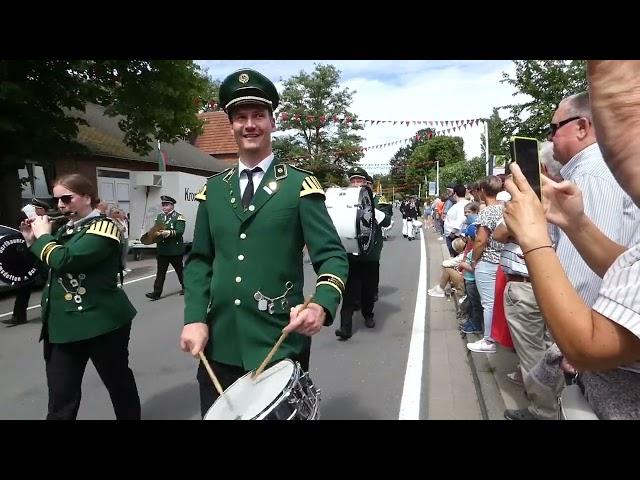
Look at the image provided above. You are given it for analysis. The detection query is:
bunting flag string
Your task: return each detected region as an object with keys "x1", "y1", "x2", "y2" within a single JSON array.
[{"x1": 195, "y1": 98, "x2": 486, "y2": 130}]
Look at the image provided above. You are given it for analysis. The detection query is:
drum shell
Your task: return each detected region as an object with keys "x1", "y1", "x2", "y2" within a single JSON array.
[
  {"x1": 0, "y1": 225, "x2": 39, "y2": 286},
  {"x1": 325, "y1": 186, "x2": 374, "y2": 255},
  {"x1": 203, "y1": 359, "x2": 320, "y2": 420}
]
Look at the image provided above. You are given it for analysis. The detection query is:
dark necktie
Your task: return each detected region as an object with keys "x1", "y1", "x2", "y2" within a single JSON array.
[{"x1": 242, "y1": 167, "x2": 262, "y2": 209}]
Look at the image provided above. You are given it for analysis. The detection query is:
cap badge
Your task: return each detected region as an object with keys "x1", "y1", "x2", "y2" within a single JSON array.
[{"x1": 239, "y1": 73, "x2": 249, "y2": 84}]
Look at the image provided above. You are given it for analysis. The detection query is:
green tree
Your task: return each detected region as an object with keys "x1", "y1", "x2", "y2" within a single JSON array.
[
  {"x1": 388, "y1": 128, "x2": 435, "y2": 189},
  {"x1": 406, "y1": 135, "x2": 465, "y2": 193},
  {"x1": 500, "y1": 60, "x2": 587, "y2": 140},
  {"x1": 276, "y1": 64, "x2": 363, "y2": 185},
  {"x1": 0, "y1": 60, "x2": 212, "y2": 225},
  {"x1": 480, "y1": 107, "x2": 509, "y2": 158},
  {"x1": 439, "y1": 158, "x2": 486, "y2": 193}
]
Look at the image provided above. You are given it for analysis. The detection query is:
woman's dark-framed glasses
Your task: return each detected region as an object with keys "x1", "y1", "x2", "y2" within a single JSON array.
[
  {"x1": 53, "y1": 194, "x2": 75, "y2": 204},
  {"x1": 547, "y1": 116, "x2": 582, "y2": 140}
]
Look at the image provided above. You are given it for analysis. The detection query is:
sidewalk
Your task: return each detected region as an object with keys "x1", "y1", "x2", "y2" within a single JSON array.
[{"x1": 424, "y1": 227, "x2": 528, "y2": 420}]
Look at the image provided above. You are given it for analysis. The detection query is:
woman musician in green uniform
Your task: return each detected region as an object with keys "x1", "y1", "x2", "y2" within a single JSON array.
[{"x1": 20, "y1": 174, "x2": 140, "y2": 420}]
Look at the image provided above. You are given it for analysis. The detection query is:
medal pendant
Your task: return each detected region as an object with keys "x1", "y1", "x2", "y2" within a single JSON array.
[
  {"x1": 258, "y1": 299, "x2": 268, "y2": 311},
  {"x1": 64, "y1": 293, "x2": 73, "y2": 301}
]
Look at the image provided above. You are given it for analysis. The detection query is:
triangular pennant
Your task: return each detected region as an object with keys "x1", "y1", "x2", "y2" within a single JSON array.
[{"x1": 475, "y1": 119, "x2": 480, "y2": 126}]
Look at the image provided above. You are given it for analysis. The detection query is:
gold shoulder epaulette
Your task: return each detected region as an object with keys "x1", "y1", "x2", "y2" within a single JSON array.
[
  {"x1": 194, "y1": 184, "x2": 207, "y2": 202},
  {"x1": 176, "y1": 214, "x2": 187, "y2": 221},
  {"x1": 86, "y1": 219, "x2": 121, "y2": 243},
  {"x1": 300, "y1": 175, "x2": 325, "y2": 198},
  {"x1": 289, "y1": 165, "x2": 314, "y2": 175}
]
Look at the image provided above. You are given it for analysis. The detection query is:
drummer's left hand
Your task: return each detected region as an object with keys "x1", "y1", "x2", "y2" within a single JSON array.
[{"x1": 283, "y1": 302, "x2": 326, "y2": 336}]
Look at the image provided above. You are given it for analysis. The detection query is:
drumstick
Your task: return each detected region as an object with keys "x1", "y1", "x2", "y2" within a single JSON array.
[
  {"x1": 198, "y1": 351, "x2": 225, "y2": 397},
  {"x1": 252, "y1": 296, "x2": 313, "y2": 380}
]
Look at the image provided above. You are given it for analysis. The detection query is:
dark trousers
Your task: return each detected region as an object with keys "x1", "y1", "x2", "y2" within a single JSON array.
[
  {"x1": 13, "y1": 284, "x2": 32, "y2": 322},
  {"x1": 153, "y1": 254, "x2": 184, "y2": 296},
  {"x1": 464, "y1": 279, "x2": 483, "y2": 329},
  {"x1": 373, "y1": 261, "x2": 380, "y2": 298},
  {"x1": 197, "y1": 346, "x2": 311, "y2": 419},
  {"x1": 43, "y1": 323, "x2": 140, "y2": 420},
  {"x1": 339, "y1": 259, "x2": 377, "y2": 334}
]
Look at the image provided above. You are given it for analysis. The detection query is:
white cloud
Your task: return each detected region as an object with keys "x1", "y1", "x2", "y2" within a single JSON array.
[{"x1": 196, "y1": 60, "x2": 528, "y2": 174}]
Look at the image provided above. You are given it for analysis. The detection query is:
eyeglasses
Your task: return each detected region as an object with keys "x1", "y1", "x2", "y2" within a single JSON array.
[
  {"x1": 547, "y1": 116, "x2": 582, "y2": 140},
  {"x1": 53, "y1": 194, "x2": 75, "y2": 204}
]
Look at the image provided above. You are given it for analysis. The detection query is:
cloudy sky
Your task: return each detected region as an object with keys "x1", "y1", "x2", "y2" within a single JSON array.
[{"x1": 196, "y1": 60, "x2": 527, "y2": 174}]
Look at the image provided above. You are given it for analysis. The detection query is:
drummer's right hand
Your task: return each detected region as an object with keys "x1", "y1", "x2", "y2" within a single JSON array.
[{"x1": 180, "y1": 322, "x2": 209, "y2": 357}]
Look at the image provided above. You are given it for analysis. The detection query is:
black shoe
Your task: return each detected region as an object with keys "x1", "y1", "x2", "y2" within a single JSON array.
[
  {"x1": 403, "y1": 234, "x2": 407, "y2": 238},
  {"x1": 408, "y1": 237, "x2": 412, "y2": 241},
  {"x1": 1, "y1": 317, "x2": 27, "y2": 326},
  {"x1": 145, "y1": 292, "x2": 160, "y2": 300},
  {"x1": 504, "y1": 408, "x2": 538, "y2": 420},
  {"x1": 335, "y1": 328, "x2": 352, "y2": 340},
  {"x1": 354, "y1": 303, "x2": 361, "y2": 311},
  {"x1": 364, "y1": 316, "x2": 376, "y2": 328},
  {"x1": 179, "y1": 289, "x2": 184, "y2": 295}
]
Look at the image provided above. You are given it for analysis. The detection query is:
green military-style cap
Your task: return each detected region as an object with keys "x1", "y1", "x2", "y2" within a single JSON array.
[
  {"x1": 219, "y1": 68, "x2": 280, "y2": 113},
  {"x1": 347, "y1": 166, "x2": 369, "y2": 180}
]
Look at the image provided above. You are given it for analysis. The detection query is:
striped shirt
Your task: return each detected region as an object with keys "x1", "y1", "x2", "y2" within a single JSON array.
[
  {"x1": 592, "y1": 244, "x2": 640, "y2": 373},
  {"x1": 500, "y1": 242, "x2": 528, "y2": 276},
  {"x1": 557, "y1": 143, "x2": 640, "y2": 306}
]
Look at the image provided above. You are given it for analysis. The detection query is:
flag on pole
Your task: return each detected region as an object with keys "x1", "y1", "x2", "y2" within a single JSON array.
[{"x1": 157, "y1": 140, "x2": 167, "y2": 172}]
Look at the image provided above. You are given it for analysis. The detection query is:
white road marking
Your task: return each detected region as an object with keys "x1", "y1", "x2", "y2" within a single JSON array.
[
  {"x1": 398, "y1": 232, "x2": 427, "y2": 420},
  {"x1": 0, "y1": 269, "x2": 175, "y2": 318}
]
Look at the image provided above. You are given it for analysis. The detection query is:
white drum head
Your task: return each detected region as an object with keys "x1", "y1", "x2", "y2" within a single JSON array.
[{"x1": 204, "y1": 359, "x2": 295, "y2": 420}]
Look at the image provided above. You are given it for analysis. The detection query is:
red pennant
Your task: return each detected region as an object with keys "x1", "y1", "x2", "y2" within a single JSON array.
[{"x1": 428, "y1": 132, "x2": 433, "y2": 139}]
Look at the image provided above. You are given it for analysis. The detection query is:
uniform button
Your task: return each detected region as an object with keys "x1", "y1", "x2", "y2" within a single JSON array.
[
  {"x1": 77, "y1": 306, "x2": 83, "y2": 311},
  {"x1": 238, "y1": 254, "x2": 244, "y2": 261},
  {"x1": 240, "y1": 233, "x2": 246, "y2": 239},
  {"x1": 231, "y1": 198, "x2": 236, "y2": 204},
  {"x1": 235, "y1": 276, "x2": 242, "y2": 283},
  {"x1": 46, "y1": 283, "x2": 50, "y2": 287},
  {"x1": 234, "y1": 299, "x2": 241, "y2": 306},
  {"x1": 248, "y1": 205, "x2": 255, "y2": 211}
]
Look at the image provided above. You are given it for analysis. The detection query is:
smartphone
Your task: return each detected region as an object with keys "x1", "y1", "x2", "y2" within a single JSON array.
[{"x1": 510, "y1": 136, "x2": 542, "y2": 200}]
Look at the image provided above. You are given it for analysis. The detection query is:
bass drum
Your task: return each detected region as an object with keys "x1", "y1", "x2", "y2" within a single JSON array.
[
  {"x1": 325, "y1": 186, "x2": 375, "y2": 255},
  {"x1": 0, "y1": 225, "x2": 39, "y2": 286}
]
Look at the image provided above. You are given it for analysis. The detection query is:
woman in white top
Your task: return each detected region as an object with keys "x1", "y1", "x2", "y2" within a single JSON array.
[{"x1": 502, "y1": 61, "x2": 640, "y2": 418}]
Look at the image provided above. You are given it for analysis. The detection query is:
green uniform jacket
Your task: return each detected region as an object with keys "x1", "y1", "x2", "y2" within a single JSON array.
[
  {"x1": 155, "y1": 210, "x2": 186, "y2": 256},
  {"x1": 353, "y1": 195, "x2": 392, "y2": 263},
  {"x1": 30, "y1": 215, "x2": 136, "y2": 344},
  {"x1": 184, "y1": 162, "x2": 349, "y2": 370}
]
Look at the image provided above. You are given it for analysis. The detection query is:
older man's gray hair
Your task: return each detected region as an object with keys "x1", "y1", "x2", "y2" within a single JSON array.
[{"x1": 540, "y1": 140, "x2": 563, "y2": 182}]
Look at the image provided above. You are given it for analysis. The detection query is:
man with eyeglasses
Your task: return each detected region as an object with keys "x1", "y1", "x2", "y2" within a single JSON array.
[{"x1": 503, "y1": 92, "x2": 640, "y2": 420}]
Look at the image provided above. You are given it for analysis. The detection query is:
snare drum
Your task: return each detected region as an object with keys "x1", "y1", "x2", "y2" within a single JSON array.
[
  {"x1": 203, "y1": 359, "x2": 320, "y2": 420},
  {"x1": 325, "y1": 186, "x2": 374, "y2": 255}
]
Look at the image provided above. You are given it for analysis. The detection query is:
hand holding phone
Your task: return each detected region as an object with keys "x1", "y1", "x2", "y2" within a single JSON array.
[{"x1": 510, "y1": 136, "x2": 542, "y2": 200}]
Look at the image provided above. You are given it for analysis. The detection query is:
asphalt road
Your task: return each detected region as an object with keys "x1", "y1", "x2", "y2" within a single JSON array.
[{"x1": 0, "y1": 210, "x2": 432, "y2": 420}]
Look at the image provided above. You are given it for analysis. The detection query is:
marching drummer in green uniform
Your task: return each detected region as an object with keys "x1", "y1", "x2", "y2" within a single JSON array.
[
  {"x1": 180, "y1": 68, "x2": 348, "y2": 417},
  {"x1": 335, "y1": 167, "x2": 391, "y2": 340},
  {"x1": 19, "y1": 174, "x2": 140, "y2": 420},
  {"x1": 145, "y1": 195, "x2": 186, "y2": 300}
]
